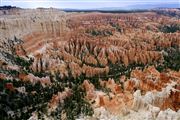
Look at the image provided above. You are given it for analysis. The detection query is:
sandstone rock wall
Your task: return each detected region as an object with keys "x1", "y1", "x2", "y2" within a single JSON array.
[{"x1": 0, "y1": 9, "x2": 68, "y2": 54}]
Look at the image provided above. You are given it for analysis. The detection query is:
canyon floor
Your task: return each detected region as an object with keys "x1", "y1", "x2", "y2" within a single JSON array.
[{"x1": 0, "y1": 8, "x2": 180, "y2": 120}]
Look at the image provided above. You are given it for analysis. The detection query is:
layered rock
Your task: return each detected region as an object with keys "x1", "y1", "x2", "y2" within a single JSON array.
[
  {"x1": 82, "y1": 66, "x2": 180, "y2": 119},
  {"x1": 0, "y1": 8, "x2": 67, "y2": 55}
]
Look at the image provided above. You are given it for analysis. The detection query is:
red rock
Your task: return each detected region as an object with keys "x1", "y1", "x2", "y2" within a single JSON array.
[{"x1": 5, "y1": 83, "x2": 14, "y2": 91}]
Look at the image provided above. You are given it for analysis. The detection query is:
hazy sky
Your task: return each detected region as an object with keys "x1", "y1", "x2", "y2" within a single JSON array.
[{"x1": 0, "y1": 0, "x2": 179, "y2": 9}]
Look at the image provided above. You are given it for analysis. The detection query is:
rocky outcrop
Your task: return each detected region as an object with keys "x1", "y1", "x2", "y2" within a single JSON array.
[
  {"x1": 19, "y1": 73, "x2": 52, "y2": 87},
  {"x1": 48, "y1": 88, "x2": 72, "y2": 113},
  {"x1": 0, "y1": 8, "x2": 67, "y2": 56},
  {"x1": 81, "y1": 66, "x2": 179, "y2": 119}
]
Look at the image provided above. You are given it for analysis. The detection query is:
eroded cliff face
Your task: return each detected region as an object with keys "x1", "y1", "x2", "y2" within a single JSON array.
[
  {"x1": 0, "y1": 8, "x2": 179, "y2": 120},
  {"x1": 0, "y1": 8, "x2": 67, "y2": 55}
]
